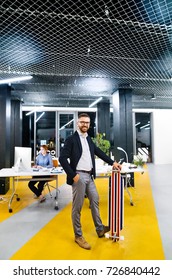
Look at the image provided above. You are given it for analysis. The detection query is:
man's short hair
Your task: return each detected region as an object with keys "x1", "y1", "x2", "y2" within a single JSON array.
[{"x1": 78, "y1": 113, "x2": 90, "y2": 119}]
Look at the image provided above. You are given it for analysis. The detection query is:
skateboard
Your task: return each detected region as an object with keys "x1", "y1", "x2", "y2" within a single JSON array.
[{"x1": 105, "y1": 170, "x2": 124, "y2": 241}]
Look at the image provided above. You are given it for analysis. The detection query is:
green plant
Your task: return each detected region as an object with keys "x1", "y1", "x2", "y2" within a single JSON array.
[
  {"x1": 133, "y1": 154, "x2": 146, "y2": 167},
  {"x1": 92, "y1": 133, "x2": 110, "y2": 156}
]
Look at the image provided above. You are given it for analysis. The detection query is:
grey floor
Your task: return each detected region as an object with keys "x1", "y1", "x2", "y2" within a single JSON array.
[
  {"x1": 0, "y1": 164, "x2": 171, "y2": 260},
  {"x1": 147, "y1": 163, "x2": 172, "y2": 260},
  {"x1": 0, "y1": 183, "x2": 72, "y2": 260}
]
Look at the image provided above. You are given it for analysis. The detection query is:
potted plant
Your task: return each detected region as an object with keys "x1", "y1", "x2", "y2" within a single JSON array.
[
  {"x1": 92, "y1": 133, "x2": 110, "y2": 156},
  {"x1": 133, "y1": 154, "x2": 146, "y2": 167}
]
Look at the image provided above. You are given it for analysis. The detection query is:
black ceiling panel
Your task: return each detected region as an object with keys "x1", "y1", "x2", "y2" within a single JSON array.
[{"x1": 1, "y1": 0, "x2": 172, "y2": 108}]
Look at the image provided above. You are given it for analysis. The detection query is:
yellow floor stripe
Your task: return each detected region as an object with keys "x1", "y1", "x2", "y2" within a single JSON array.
[
  {"x1": 10, "y1": 169, "x2": 165, "y2": 260},
  {"x1": 0, "y1": 175, "x2": 66, "y2": 222}
]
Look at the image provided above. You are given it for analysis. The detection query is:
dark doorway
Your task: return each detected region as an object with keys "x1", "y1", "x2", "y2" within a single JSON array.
[{"x1": 135, "y1": 112, "x2": 152, "y2": 162}]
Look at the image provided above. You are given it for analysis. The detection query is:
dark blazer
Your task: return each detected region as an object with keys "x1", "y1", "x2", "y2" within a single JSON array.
[{"x1": 59, "y1": 131, "x2": 114, "y2": 185}]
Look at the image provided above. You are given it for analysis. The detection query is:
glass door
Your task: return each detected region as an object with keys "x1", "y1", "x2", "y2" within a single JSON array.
[
  {"x1": 134, "y1": 112, "x2": 152, "y2": 163},
  {"x1": 35, "y1": 111, "x2": 56, "y2": 157},
  {"x1": 57, "y1": 112, "x2": 75, "y2": 156}
]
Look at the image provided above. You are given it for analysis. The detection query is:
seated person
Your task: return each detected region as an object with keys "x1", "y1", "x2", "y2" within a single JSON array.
[{"x1": 28, "y1": 145, "x2": 53, "y2": 202}]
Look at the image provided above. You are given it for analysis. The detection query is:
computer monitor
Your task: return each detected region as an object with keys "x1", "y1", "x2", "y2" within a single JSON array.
[{"x1": 14, "y1": 147, "x2": 32, "y2": 170}]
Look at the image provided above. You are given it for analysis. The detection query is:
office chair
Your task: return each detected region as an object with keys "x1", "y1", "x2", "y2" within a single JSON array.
[{"x1": 44, "y1": 158, "x2": 59, "y2": 198}]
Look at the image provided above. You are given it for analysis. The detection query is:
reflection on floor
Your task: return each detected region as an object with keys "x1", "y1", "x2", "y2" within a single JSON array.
[{"x1": 0, "y1": 169, "x2": 165, "y2": 260}]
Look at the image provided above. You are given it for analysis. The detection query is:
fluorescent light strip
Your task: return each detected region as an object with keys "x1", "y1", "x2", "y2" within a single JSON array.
[
  {"x1": 35, "y1": 112, "x2": 45, "y2": 123},
  {"x1": 0, "y1": 75, "x2": 32, "y2": 84},
  {"x1": 135, "y1": 122, "x2": 141, "y2": 127},
  {"x1": 26, "y1": 110, "x2": 36, "y2": 116},
  {"x1": 59, "y1": 119, "x2": 74, "y2": 130},
  {"x1": 89, "y1": 97, "x2": 103, "y2": 108},
  {"x1": 140, "y1": 123, "x2": 150, "y2": 129},
  {"x1": 26, "y1": 106, "x2": 44, "y2": 116}
]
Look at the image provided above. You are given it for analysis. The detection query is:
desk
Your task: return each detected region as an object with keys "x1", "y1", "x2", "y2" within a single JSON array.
[
  {"x1": 0, "y1": 168, "x2": 64, "y2": 213},
  {"x1": 96, "y1": 165, "x2": 144, "y2": 206}
]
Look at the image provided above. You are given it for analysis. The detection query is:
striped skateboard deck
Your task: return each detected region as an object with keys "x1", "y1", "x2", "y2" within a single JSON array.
[{"x1": 106, "y1": 170, "x2": 124, "y2": 241}]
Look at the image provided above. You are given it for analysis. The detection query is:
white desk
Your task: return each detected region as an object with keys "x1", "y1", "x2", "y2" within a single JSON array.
[
  {"x1": 0, "y1": 168, "x2": 64, "y2": 213},
  {"x1": 96, "y1": 164, "x2": 145, "y2": 206}
]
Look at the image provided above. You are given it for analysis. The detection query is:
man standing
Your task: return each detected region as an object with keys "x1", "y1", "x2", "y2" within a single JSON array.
[{"x1": 59, "y1": 113, "x2": 121, "y2": 250}]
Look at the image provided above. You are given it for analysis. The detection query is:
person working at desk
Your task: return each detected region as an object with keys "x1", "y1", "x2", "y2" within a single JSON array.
[
  {"x1": 59, "y1": 113, "x2": 121, "y2": 250},
  {"x1": 28, "y1": 145, "x2": 53, "y2": 203}
]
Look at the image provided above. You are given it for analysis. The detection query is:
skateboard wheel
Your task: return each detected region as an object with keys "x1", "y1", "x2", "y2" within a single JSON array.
[
  {"x1": 105, "y1": 233, "x2": 110, "y2": 238},
  {"x1": 119, "y1": 236, "x2": 124, "y2": 240}
]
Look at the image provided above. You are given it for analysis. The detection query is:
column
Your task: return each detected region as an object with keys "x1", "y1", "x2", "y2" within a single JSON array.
[
  {"x1": 0, "y1": 86, "x2": 22, "y2": 168},
  {"x1": 112, "y1": 89, "x2": 133, "y2": 163},
  {"x1": 11, "y1": 99, "x2": 22, "y2": 165},
  {"x1": 97, "y1": 99, "x2": 110, "y2": 141},
  {"x1": 0, "y1": 85, "x2": 11, "y2": 168}
]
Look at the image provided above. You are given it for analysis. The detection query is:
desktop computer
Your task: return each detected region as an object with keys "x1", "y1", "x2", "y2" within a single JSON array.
[{"x1": 14, "y1": 147, "x2": 32, "y2": 171}]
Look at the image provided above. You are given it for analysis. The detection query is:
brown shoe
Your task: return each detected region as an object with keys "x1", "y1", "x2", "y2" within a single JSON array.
[
  {"x1": 97, "y1": 225, "x2": 110, "y2": 238},
  {"x1": 39, "y1": 196, "x2": 46, "y2": 203},
  {"x1": 75, "y1": 236, "x2": 91, "y2": 250}
]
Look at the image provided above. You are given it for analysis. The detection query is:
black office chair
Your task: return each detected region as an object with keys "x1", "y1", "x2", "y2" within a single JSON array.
[{"x1": 44, "y1": 158, "x2": 59, "y2": 198}]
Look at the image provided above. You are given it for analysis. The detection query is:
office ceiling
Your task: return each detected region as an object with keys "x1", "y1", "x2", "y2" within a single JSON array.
[{"x1": 1, "y1": 0, "x2": 172, "y2": 109}]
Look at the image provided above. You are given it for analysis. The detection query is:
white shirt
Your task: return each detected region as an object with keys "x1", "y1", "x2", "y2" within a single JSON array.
[{"x1": 76, "y1": 130, "x2": 93, "y2": 171}]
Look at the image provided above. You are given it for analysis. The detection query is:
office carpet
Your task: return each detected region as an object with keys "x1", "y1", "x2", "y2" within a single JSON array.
[{"x1": 3, "y1": 169, "x2": 164, "y2": 260}]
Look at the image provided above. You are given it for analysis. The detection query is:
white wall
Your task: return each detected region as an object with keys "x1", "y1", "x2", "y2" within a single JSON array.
[{"x1": 152, "y1": 109, "x2": 172, "y2": 164}]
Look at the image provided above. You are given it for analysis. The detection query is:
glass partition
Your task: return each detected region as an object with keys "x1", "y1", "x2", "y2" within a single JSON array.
[
  {"x1": 23, "y1": 110, "x2": 96, "y2": 160},
  {"x1": 36, "y1": 111, "x2": 56, "y2": 157},
  {"x1": 134, "y1": 112, "x2": 152, "y2": 162},
  {"x1": 58, "y1": 113, "x2": 75, "y2": 155}
]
